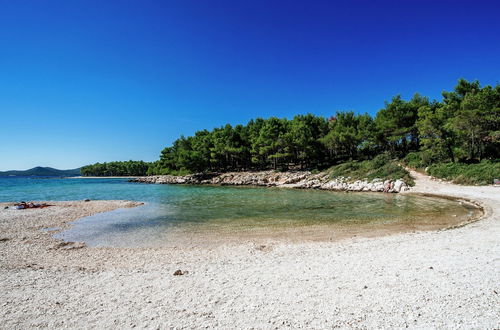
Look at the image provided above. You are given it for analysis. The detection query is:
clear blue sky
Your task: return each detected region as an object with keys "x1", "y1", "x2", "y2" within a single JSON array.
[{"x1": 1, "y1": 0, "x2": 499, "y2": 170}]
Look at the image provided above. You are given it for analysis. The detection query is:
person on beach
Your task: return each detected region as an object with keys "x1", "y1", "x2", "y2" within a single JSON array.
[{"x1": 14, "y1": 202, "x2": 52, "y2": 209}]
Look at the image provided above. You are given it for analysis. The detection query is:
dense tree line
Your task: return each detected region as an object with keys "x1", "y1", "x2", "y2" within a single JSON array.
[
  {"x1": 81, "y1": 161, "x2": 151, "y2": 176},
  {"x1": 147, "y1": 79, "x2": 498, "y2": 175},
  {"x1": 81, "y1": 80, "x2": 499, "y2": 177},
  {"x1": 417, "y1": 80, "x2": 499, "y2": 163}
]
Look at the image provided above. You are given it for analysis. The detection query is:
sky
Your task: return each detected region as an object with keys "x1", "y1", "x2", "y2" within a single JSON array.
[{"x1": 1, "y1": 0, "x2": 499, "y2": 170}]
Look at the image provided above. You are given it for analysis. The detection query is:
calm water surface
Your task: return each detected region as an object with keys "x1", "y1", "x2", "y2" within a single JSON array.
[{"x1": 0, "y1": 177, "x2": 478, "y2": 247}]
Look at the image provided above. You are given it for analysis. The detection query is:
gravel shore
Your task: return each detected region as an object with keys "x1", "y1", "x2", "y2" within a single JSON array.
[{"x1": 0, "y1": 173, "x2": 498, "y2": 329}]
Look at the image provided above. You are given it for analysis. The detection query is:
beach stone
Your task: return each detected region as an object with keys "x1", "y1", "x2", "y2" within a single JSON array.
[
  {"x1": 393, "y1": 180, "x2": 405, "y2": 192},
  {"x1": 50, "y1": 241, "x2": 86, "y2": 250},
  {"x1": 173, "y1": 269, "x2": 187, "y2": 276},
  {"x1": 372, "y1": 182, "x2": 384, "y2": 192}
]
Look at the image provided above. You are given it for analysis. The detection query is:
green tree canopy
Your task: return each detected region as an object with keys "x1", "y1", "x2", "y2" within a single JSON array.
[{"x1": 84, "y1": 79, "x2": 498, "y2": 176}]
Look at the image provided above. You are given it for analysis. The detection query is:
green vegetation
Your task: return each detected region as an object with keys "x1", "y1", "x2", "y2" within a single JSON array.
[
  {"x1": 327, "y1": 154, "x2": 415, "y2": 185},
  {"x1": 81, "y1": 161, "x2": 151, "y2": 176},
  {"x1": 426, "y1": 161, "x2": 500, "y2": 185},
  {"x1": 82, "y1": 79, "x2": 499, "y2": 184}
]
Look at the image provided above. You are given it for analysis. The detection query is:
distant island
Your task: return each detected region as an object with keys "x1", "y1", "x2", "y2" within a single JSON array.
[{"x1": 0, "y1": 166, "x2": 81, "y2": 177}]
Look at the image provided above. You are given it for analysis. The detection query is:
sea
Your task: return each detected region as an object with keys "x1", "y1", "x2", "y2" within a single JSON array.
[{"x1": 0, "y1": 176, "x2": 478, "y2": 247}]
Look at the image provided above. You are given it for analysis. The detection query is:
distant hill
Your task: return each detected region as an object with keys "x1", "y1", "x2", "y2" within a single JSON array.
[{"x1": 0, "y1": 166, "x2": 81, "y2": 177}]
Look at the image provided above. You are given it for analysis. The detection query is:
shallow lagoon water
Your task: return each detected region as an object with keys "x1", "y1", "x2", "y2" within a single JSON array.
[{"x1": 0, "y1": 177, "x2": 479, "y2": 247}]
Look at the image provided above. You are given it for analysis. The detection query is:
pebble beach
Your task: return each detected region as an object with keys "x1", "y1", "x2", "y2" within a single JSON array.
[{"x1": 0, "y1": 171, "x2": 499, "y2": 329}]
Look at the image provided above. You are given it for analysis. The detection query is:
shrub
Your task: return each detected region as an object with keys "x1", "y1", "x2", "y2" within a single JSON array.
[
  {"x1": 328, "y1": 157, "x2": 414, "y2": 186},
  {"x1": 404, "y1": 151, "x2": 436, "y2": 169},
  {"x1": 427, "y1": 160, "x2": 500, "y2": 185},
  {"x1": 372, "y1": 153, "x2": 392, "y2": 168}
]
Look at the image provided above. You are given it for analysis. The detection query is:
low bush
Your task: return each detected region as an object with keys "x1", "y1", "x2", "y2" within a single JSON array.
[
  {"x1": 404, "y1": 151, "x2": 439, "y2": 169},
  {"x1": 427, "y1": 160, "x2": 500, "y2": 185},
  {"x1": 328, "y1": 157, "x2": 414, "y2": 186}
]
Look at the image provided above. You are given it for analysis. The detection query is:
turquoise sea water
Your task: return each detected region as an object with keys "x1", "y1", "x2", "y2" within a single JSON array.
[
  {"x1": 0, "y1": 177, "x2": 162, "y2": 202},
  {"x1": 0, "y1": 177, "x2": 477, "y2": 247}
]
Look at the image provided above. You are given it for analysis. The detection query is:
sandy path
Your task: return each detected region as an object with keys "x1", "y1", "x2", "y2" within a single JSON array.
[{"x1": 0, "y1": 174, "x2": 499, "y2": 329}]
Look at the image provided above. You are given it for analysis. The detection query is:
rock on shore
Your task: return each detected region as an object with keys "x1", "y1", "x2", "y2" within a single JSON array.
[{"x1": 130, "y1": 171, "x2": 409, "y2": 193}]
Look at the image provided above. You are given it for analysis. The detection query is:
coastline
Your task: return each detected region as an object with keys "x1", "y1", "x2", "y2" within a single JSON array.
[
  {"x1": 1, "y1": 173, "x2": 499, "y2": 328},
  {"x1": 65, "y1": 176, "x2": 142, "y2": 179},
  {"x1": 131, "y1": 170, "x2": 410, "y2": 193}
]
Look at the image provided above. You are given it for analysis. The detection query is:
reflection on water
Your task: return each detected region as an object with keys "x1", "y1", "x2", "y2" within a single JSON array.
[{"x1": 55, "y1": 186, "x2": 479, "y2": 247}]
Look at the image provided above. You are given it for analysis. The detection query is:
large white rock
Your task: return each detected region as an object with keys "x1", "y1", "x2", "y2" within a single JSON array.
[{"x1": 393, "y1": 179, "x2": 405, "y2": 192}]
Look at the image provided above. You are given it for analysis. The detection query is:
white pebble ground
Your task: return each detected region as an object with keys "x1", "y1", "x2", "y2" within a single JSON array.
[{"x1": 0, "y1": 171, "x2": 498, "y2": 329}]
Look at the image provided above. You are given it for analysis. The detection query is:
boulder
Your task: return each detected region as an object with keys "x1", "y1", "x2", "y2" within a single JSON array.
[{"x1": 393, "y1": 179, "x2": 406, "y2": 192}]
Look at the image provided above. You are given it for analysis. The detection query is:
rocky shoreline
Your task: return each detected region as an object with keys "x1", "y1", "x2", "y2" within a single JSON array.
[{"x1": 130, "y1": 170, "x2": 409, "y2": 193}]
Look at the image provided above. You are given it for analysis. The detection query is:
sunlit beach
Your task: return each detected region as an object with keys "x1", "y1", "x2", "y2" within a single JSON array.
[{"x1": 1, "y1": 1, "x2": 499, "y2": 328}]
